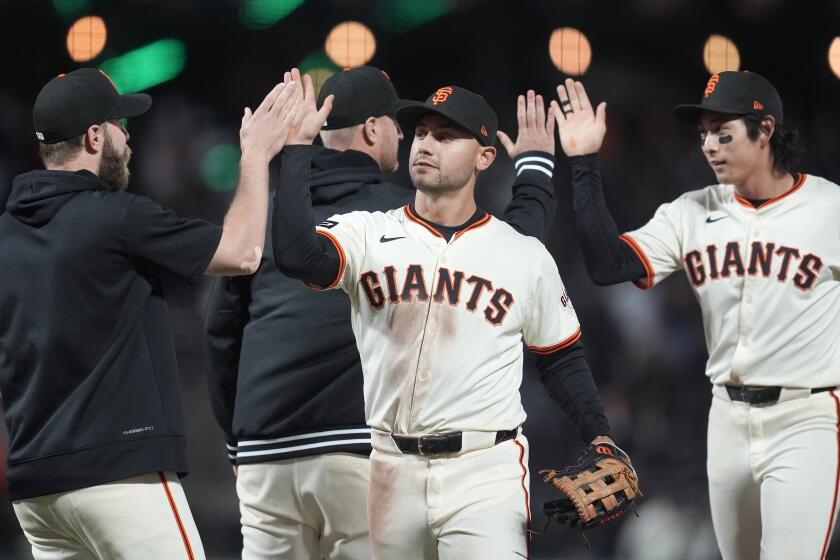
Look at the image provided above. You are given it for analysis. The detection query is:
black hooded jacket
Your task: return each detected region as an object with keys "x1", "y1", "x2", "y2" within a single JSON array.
[
  {"x1": 0, "y1": 170, "x2": 221, "y2": 499},
  {"x1": 205, "y1": 147, "x2": 557, "y2": 464}
]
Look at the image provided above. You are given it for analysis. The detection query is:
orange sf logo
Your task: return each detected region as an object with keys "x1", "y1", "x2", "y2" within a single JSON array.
[
  {"x1": 753, "y1": 100, "x2": 764, "y2": 110},
  {"x1": 480, "y1": 125, "x2": 488, "y2": 137},
  {"x1": 595, "y1": 445, "x2": 614, "y2": 456},
  {"x1": 704, "y1": 74, "x2": 720, "y2": 98},
  {"x1": 432, "y1": 87, "x2": 454, "y2": 105}
]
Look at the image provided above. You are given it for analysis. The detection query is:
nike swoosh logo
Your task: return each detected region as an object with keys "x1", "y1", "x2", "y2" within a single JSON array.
[
  {"x1": 705, "y1": 215, "x2": 728, "y2": 224},
  {"x1": 380, "y1": 235, "x2": 406, "y2": 243}
]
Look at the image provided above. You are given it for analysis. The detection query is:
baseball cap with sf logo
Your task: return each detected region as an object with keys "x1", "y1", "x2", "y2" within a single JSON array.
[
  {"x1": 33, "y1": 68, "x2": 152, "y2": 144},
  {"x1": 397, "y1": 86, "x2": 498, "y2": 147},
  {"x1": 672, "y1": 70, "x2": 783, "y2": 125}
]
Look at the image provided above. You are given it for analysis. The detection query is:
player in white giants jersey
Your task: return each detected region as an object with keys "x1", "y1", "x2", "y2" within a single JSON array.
[
  {"x1": 270, "y1": 79, "x2": 631, "y2": 559},
  {"x1": 553, "y1": 72, "x2": 840, "y2": 559}
]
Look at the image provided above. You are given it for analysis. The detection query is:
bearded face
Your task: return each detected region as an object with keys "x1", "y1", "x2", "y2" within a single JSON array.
[{"x1": 98, "y1": 130, "x2": 131, "y2": 192}]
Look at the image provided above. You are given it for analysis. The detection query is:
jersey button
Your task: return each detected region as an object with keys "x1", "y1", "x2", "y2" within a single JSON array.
[
  {"x1": 746, "y1": 295, "x2": 753, "y2": 304},
  {"x1": 418, "y1": 371, "x2": 429, "y2": 381}
]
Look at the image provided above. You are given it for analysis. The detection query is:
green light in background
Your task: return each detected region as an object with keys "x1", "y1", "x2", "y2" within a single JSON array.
[
  {"x1": 298, "y1": 51, "x2": 339, "y2": 97},
  {"x1": 240, "y1": 0, "x2": 306, "y2": 30},
  {"x1": 52, "y1": 0, "x2": 91, "y2": 21},
  {"x1": 201, "y1": 144, "x2": 241, "y2": 192},
  {"x1": 299, "y1": 51, "x2": 339, "y2": 74},
  {"x1": 99, "y1": 39, "x2": 186, "y2": 93},
  {"x1": 376, "y1": 0, "x2": 452, "y2": 33}
]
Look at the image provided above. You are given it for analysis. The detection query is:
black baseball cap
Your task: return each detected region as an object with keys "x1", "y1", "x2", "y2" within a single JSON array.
[
  {"x1": 33, "y1": 67, "x2": 152, "y2": 144},
  {"x1": 317, "y1": 66, "x2": 413, "y2": 130},
  {"x1": 673, "y1": 71, "x2": 783, "y2": 125},
  {"x1": 396, "y1": 86, "x2": 497, "y2": 147}
]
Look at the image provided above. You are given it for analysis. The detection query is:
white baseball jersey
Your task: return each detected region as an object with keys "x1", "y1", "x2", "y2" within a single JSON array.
[
  {"x1": 314, "y1": 205, "x2": 580, "y2": 435},
  {"x1": 622, "y1": 173, "x2": 840, "y2": 387}
]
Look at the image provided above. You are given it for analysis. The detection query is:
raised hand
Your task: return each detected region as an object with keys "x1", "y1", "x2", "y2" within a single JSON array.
[
  {"x1": 284, "y1": 67, "x2": 334, "y2": 146},
  {"x1": 551, "y1": 78, "x2": 607, "y2": 157},
  {"x1": 239, "y1": 81, "x2": 301, "y2": 162},
  {"x1": 498, "y1": 89, "x2": 556, "y2": 158}
]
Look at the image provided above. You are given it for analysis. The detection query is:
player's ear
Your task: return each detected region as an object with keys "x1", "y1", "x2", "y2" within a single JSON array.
[
  {"x1": 759, "y1": 116, "x2": 776, "y2": 148},
  {"x1": 476, "y1": 146, "x2": 496, "y2": 171},
  {"x1": 362, "y1": 116, "x2": 378, "y2": 146},
  {"x1": 84, "y1": 123, "x2": 105, "y2": 155}
]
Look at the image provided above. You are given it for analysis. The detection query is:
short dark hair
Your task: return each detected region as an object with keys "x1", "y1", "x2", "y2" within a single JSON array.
[
  {"x1": 742, "y1": 113, "x2": 802, "y2": 175},
  {"x1": 38, "y1": 134, "x2": 84, "y2": 168}
]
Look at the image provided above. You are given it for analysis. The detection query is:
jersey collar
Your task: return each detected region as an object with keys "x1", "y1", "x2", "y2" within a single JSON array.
[
  {"x1": 403, "y1": 204, "x2": 492, "y2": 240},
  {"x1": 733, "y1": 173, "x2": 807, "y2": 211}
]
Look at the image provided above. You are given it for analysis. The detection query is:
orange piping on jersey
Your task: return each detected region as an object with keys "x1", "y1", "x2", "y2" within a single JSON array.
[
  {"x1": 514, "y1": 438, "x2": 531, "y2": 560},
  {"x1": 820, "y1": 390, "x2": 840, "y2": 560},
  {"x1": 454, "y1": 212, "x2": 492, "y2": 239},
  {"x1": 733, "y1": 173, "x2": 807, "y2": 211},
  {"x1": 618, "y1": 233, "x2": 655, "y2": 290},
  {"x1": 529, "y1": 327, "x2": 582, "y2": 355},
  {"x1": 305, "y1": 230, "x2": 345, "y2": 291},
  {"x1": 404, "y1": 205, "x2": 445, "y2": 238},
  {"x1": 158, "y1": 472, "x2": 195, "y2": 560}
]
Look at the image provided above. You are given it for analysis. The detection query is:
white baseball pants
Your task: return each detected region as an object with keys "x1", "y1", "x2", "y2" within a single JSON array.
[
  {"x1": 368, "y1": 430, "x2": 532, "y2": 560},
  {"x1": 237, "y1": 453, "x2": 372, "y2": 560},
  {"x1": 12, "y1": 471, "x2": 204, "y2": 560},
  {"x1": 707, "y1": 386, "x2": 840, "y2": 560}
]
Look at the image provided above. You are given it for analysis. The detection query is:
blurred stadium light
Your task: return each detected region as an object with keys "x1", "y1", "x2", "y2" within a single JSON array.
[
  {"x1": 99, "y1": 39, "x2": 186, "y2": 93},
  {"x1": 830, "y1": 37, "x2": 840, "y2": 79},
  {"x1": 52, "y1": 0, "x2": 91, "y2": 21},
  {"x1": 325, "y1": 21, "x2": 376, "y2": 68},
  {"x1": 549, "y1": 27, "x2": 592, "y2": 76},
  {"x1": 299, "y1": 50, "x2": 339, "y2": 95},
  {"x1": 201, "y1": 143, "x2": 241, "y2": 192},
  {"x1": 66, "y1": 16, "x2": 107, "y2": 62},
  {"x1": 375, "y1": 0, "x2": 452, "y2": 33},
  {"x1": 703, "y1": 34, "x2": 740, "y2": 74},
  {"x1": 240, "y1": 0, "x2": 306, "y2": 30}
]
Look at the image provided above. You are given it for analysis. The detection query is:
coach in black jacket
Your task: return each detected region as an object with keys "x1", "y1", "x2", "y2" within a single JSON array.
[
  {"x1": 0, "y1": 69, "x2": 296, "y2": 559},
  {"x1": 204, "y1": 67, "x2": 559, "y2": 559}
]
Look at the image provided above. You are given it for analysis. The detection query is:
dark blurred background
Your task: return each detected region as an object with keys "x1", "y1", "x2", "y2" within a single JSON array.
[{"x1": 1, "y1": 0, "x2": 839, "y2": 558}]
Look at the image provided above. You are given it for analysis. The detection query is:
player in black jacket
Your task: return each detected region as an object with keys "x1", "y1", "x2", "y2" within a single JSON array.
[{"x1": 204, "y1": 67, "x2": 559, "y2": 559}]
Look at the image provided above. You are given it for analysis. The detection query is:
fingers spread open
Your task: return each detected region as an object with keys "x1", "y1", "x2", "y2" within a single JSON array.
[
  {"x1": 254, "y1": 83, "x2": 286, "y2": 117},
  {"x1": 270, "y1": 81, "x2": 297, "y2": 116},
  {"x1": 526, "y1": 90, "x2": 537, "y2": 130},
  {"x1": 545, "y1": 103, "x2": 556, "y2": 136},
  {"x1": 497, "y1": 130, "x2": 514, "y2": 154},
  {"x1": 535, "y1": 93, "x2": 546, "y2": 129},
  {"x1": 303, "y1": 73, "x2": 315, "y2": 101},
  {"x1": 575, "y1": 81, "x2": 593, "y2": 113},
  {"x1": 516, "y1": 94, "x2": 526, "y2": 131},
  {"x1": 291, "y1": 67, "x2": 302, "y2": 85},
  {"x1": 566, "y1": 77, "x2": 582, "y2": 112},
  {"x1": 550, "y1": 100, "x2": 566, "y2": 124},
  {"x1": 317, "y1": 94, "x2": 334, "y2": 122}
]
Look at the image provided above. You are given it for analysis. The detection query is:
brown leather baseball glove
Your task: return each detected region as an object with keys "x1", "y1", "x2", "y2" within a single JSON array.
[{"x1": 540, "y1": 442, "x2": 642, "y2": 530}]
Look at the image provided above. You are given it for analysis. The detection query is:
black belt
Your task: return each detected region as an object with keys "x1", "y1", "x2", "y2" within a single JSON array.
[
  {"x1": 391, "y1": 429, "x2": 517, "y2": 456},
  {"x1": 725, "y1": 385, "x2": 835, "y2": 406}
]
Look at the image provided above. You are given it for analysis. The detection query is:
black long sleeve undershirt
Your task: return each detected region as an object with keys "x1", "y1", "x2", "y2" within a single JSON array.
[
  {"x1": 272, "y1": 146, "x2": 342, "y2": 288},
  {"x1": 535, "y1": 340, "x2": 611, "y2": 443},
  {"x1": 570, "y1": 154, "x2": 647, "y2": 286}
]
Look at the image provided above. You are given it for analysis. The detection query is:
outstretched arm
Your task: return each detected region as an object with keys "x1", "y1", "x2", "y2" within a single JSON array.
[
  {"x1": 207, "y1": 82, "x2": 300, "y2": 276},
  {"x1": 552, "y1": 79, "x2": 647, "y2": 285},
  {"x1": 270, "y1": 69, "x2": 342, "y2": 288},
  {"x1": 497, "y1": 90, "x2": 557, "y2": 243}
]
